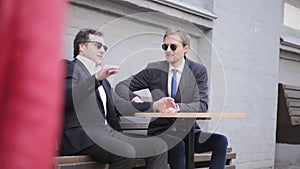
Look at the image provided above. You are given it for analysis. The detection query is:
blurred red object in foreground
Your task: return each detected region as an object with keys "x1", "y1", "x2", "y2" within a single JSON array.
[{"x1": 0, "y1": 0, "x2": 66, "y2": 168}]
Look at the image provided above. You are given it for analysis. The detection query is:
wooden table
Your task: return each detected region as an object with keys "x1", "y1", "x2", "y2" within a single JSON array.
[{"x1": 134, "y1": 112, "x2": 247, "y2": 169}]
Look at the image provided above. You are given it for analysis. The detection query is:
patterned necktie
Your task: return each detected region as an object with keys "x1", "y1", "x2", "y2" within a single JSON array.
[{"x1": 171, "y1": 69, "x2": 178, "y2": 99}]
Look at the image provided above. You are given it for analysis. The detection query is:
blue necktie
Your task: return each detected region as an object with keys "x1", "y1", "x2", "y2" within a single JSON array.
[{"x1": 171, "y1": 69, "x2": 178, "y2": 99}]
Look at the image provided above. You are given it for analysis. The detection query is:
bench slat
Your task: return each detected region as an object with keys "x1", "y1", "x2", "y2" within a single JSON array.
[
  {"x1": 55, "y1": 156, "x2": 93, "y2": 164},
  {"x1": 285, "y1": 93, "x2": 300, "y2": 99},
  {"x1": 288, "y1": 101, "x2": 300, "y2": 108},
  {"x1": 120, "y1": 122, "x2": 149, "y2": 130},
  {"x1": 194, "y1": 152, "x2": 236, "y2": 162},
  {"x1": 291, "y1": 116, "x2": 300, "y2": 125},
  {"x1": 196, "y1": 165, "x2": 236, "y2": 169},
  {"x1": 283, "y1": 84, "x2": 300, "y2": 91},
  {"x1": 56, "y1": 161, "x2": 108, "y2": 169},
  {"x1": 289, "y1": 109, "x2": 300, "y2": 116},
  {"x1": 133, "y1": 159, "x2": 145, "y2": 167}
]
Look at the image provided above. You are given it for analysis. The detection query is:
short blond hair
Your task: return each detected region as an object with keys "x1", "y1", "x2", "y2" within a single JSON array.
[{"x1": 163, "y1": 27, "x2": 191, "y2": 47}]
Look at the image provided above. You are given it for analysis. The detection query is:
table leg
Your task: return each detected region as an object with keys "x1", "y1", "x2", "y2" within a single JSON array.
[{"x1": 185, "y1": 126, "x2": 194, "y2": 169}]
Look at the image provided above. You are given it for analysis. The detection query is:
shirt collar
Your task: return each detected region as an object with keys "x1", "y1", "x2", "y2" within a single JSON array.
[
  {"x1": 169, "y1": 58, "x2": 185, "y2": 74},
  {"x1": 76, "y1": 55, "x2": 101, "y2": 74}
]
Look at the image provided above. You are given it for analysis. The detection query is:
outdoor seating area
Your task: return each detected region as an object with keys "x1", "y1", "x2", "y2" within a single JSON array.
[
  {"x1": 55, "y1": 149, "x2": 236, "y2": 169},
  {"x1": 55, "y1": 119, "x2": 237, "y2": 169}
]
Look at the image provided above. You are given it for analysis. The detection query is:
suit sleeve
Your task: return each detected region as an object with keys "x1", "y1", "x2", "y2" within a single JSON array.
[
  {"x1": 115, "y1": 64, "x2": 154, "y2": 112},
  {"x1": 64, "y1": 61, "x2": 100, "y2": 110},
  {"x1": 112, "y1": 90, "x2": 151, "y2": 116}
]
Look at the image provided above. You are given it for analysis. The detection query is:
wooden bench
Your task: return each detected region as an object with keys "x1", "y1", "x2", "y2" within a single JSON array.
[
  {"x1": 282, "y1": 84, "x2": 300, "y2": 125},
  {"x1": 277, "y1": 83, "x2": 300, "y2": 144},
  {"x1": 55, "y1": 117, "x2": 237, "y2": 169},
  {"x1": 55, "y1": 149, "x2": 236, "y2": 169}
]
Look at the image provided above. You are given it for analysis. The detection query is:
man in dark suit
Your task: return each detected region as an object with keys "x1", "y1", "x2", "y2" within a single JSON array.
[
  {"x1": 115, "y1": 27, "x2": 228, "y2": 169},
  {"x1": 60, "y1": 28, "x2": 168, "y2": 169}
]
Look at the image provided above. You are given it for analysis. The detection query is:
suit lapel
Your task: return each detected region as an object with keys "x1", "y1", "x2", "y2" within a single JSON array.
[
  {"x1": 75, "y1": 59, "x2": 91, "y2": 77},
  {"x1": 177, "y1": 59, "x2": 193, "y2": 100},
  {"x1": 160, "y1": 62, "x2": 169, "y2": 96}
]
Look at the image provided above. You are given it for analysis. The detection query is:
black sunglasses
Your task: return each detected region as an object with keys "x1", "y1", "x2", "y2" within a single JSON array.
[
  {"x1": 85, "y1": 41, "x2": 108, "y2": 51},
  {"x1": 162, "y1": 44, "x2": 177, "y2": 51}
]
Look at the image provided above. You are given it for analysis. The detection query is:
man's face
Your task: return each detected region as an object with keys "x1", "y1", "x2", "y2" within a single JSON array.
[
  {"x1": 163, "y1": 34, "x2": 189, "y2": 67},
  {"x1": 80, "y1": 34, "x2": 106, "y2": 65}
]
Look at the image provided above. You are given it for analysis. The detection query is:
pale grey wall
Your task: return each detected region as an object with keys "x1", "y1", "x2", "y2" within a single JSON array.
[
  {"x1": 65, "y1": 1, "x2": 210, "y2": 95},
  {"x1": 211, "y1": 0, "x2": 281, "y2": 168}
]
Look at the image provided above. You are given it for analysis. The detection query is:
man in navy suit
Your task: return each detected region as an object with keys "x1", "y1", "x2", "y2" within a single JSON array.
[
  {"x1": 60, "y1": 28, "x2": 168, "y2": 169},
  {"x1": 115, "y1": 27, "x2": 228, "y2": 169}
]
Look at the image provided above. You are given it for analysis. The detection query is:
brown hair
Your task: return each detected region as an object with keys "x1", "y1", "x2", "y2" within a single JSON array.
[{"x1": 73, "y1": 28, "x2": 103, "y2": 58}]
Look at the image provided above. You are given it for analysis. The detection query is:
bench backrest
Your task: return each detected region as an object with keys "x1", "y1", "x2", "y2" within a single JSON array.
[
  {"x1": 276, "y1": 83, "x2": 300, "y2": 144},
  {"x1": 282, "y1": 84, "x2": 300, "y2": 125}
]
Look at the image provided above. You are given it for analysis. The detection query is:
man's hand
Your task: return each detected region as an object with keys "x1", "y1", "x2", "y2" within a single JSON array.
[
  {"x1": 95, "y1": 65, "x2": 119, "y2": 81},
  {"x1": 162, "y1": 107, "x2": 179, "y2": 113},
  {"x1": 153, "y1": 97, "x2": 176, "y2": 112},
  {"x1": 132, "y1": 96, "x2": 143, "y2": 103}
]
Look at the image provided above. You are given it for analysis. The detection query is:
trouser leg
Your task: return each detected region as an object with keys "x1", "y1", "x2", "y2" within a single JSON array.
[
  {"x1": 121, "y1": 132, "x2": 169, "y2": 169},
  {"x1": 145, "y1": 152, "x2": 168, "y2": 169},
  {"x1": 167, "y1": 140, "x2": 185, "y2": 169},
  {"x1": 154, "y1": 133, "x2": 185, "y2": 169},
  {"x1": 194, "y1": 131, "x2": 228, "y2": 169},
  {"x1": 77, "y1": 141, "x2": 135, "y2": 169}
]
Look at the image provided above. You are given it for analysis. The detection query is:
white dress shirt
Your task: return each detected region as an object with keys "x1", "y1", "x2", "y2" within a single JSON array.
[{"x1": 168, "y1": 59, "x2": 185, "y2": 97}]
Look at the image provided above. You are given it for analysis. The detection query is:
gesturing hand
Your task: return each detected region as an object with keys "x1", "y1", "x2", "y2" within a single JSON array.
[{"x1": 95, "y1": 65, "x2": 119, "y2": 81}]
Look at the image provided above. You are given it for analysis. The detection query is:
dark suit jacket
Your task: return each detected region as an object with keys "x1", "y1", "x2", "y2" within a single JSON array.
[
  {"x1": 115, "y1": 57, "x2": 209, "y2": 135},
  {"x1": 60, "y1": 59, "x2": 140, "y2": 155}
]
